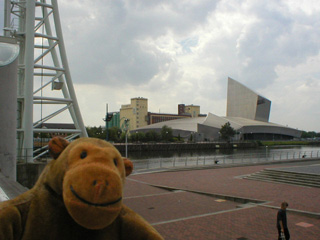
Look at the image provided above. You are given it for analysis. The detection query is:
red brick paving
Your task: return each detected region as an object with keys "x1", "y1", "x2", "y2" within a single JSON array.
[
  {"x1": 128, "y1": 164, "x2": 320, "y2": 213},
  {"x1": 123, "y1": 162, "x2": 320, "y2": 239},
  {"x1": 154, "y1": 206, "x2": 320, "y2": 240},
  {"x1": 124, "y1": 191, "x2": 239, "y2": 224},
  {"x1": 123, "y1": 177, "x2": 168, "y2": 197}
]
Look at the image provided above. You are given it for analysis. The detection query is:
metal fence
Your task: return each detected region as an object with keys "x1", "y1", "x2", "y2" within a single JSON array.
[
  {"x1": 132, "y1": 150, "x2": 320, "y2": 172},
  {"x1": 16, "y1": 148, "x2": 320, "y2": 170}
]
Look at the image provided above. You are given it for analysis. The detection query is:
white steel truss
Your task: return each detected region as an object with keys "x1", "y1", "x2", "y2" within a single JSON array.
[{"x1": 4, "y1": 0, "x2": 88, "y2": 162}]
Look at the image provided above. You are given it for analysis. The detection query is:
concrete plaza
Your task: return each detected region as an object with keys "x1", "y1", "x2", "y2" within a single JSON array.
[{"x1": 124, "y1": 160, "x2": 320, "y2": 240}]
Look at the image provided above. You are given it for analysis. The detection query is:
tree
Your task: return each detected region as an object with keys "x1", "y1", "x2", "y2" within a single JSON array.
[
  {"x1": 160, "y1": 125, "x2": 173, "y2": 142},
  {"x1": 86, "y1": 126, "x2": 106, "y2": 139},
  {"x1": 301, "y1": 131, "x2": 318, "y2": 139},
  {"x1": 145, "y1": 130, "x2": 161, "y2": 142},
  {"x1": 219, "y1": 122, "x2": 236, "y2": 142},
  {"x1": 177, "y1": 133, "x2": 181, "y2": 142},
  {"x1": 189, "y1": 134, "x2": 193, "y2": 142},
  {"x1": 119, "y1": 132, "x2": 127, "y2": 143},
  {"x1": 107, "y1": 126, "x2": 122, "y2": 142},
  {"x1": 128, "y1": 132, "x2": 137, "y2": 142}
]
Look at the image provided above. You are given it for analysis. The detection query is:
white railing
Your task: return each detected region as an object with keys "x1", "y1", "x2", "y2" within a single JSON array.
[
  {"x1": 132, "y1": 150, "x2": 320, "y2": 172},
  {"x1": 16, "y1": 149, "x2": 320, "y2": 169}
]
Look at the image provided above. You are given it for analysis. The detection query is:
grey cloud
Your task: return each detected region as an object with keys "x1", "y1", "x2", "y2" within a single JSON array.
[
  {"x1": 60, "y1": 0, "x2": 219, "y2": 86},
  {"x1": 223, "y1": 1, "x2": 320, "y2": 89}
]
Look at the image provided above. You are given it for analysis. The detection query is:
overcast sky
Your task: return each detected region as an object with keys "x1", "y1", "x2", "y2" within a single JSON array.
[{"x1": 1, "y1": 0, "x2": 320, "y2": 132}]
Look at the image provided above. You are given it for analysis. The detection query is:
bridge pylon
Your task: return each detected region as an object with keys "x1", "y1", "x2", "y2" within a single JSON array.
[{"x1": 3, "y1": 0, "x2": 87, "y2": 163}]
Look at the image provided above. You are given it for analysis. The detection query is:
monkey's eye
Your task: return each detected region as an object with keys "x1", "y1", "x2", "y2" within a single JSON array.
[
  {"x1": 80, "y1": 151, "x2": 87, "y2": 159},
  {"x1": 113, "y1": 159, "x2": 118, "y2": 166}
]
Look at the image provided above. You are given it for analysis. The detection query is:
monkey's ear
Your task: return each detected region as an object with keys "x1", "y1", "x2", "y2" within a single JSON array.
[
  {"x1": 49, "y1": 137, "x2": 69, "y2": 159},
  {"x1": 123, "y1": 158, "x2": 133, "y2": 177}
]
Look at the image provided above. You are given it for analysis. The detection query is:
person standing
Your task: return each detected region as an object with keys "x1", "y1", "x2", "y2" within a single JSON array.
[{"x1": 277, "y1": 201, "x2": 290, "y2": 240}]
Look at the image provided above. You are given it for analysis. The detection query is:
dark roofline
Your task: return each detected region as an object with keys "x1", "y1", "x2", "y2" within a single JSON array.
[{"x1": 34, "y1": 123, "x2": 76, "y2": 129}]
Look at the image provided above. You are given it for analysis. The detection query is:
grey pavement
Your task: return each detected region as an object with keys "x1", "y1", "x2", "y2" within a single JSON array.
[{"x1": 272, "y1": 164, "x2": 320, "y2": 175}]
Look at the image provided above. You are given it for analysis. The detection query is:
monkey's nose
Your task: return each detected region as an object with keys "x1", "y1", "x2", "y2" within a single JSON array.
[
  {"x1": 92, "y1": 179, "x2": 108, "y2": 200},
  {"x1": 92, "y1": 180, "x2": 108, "y2": 187}
]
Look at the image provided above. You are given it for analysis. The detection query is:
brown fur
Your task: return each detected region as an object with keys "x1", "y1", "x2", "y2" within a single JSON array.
[{"x1": 0, "y1": 137, "x2": 163, "y2": 240}]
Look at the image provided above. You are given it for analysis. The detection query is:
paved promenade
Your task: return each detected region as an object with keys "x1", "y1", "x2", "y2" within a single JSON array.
[{"x1": 124, "y1": 160, "x2": 320, "y2": 240}]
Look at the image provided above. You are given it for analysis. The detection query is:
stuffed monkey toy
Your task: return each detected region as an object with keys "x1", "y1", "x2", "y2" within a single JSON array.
[{"x1": 0, "y1": 137, "x2": 164, "y2": 240}]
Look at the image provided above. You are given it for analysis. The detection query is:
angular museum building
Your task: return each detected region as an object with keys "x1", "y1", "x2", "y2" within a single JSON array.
[
  {"x1": 135, "y1": 78, "x2": 302, "y2": 141},
  {"x1": 227, "y1": 77, "x2": 271, "y2": 122}
]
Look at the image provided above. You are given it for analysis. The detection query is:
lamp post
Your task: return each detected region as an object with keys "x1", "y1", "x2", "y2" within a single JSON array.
[
  {"x1": 103, "y1": 103, "x2": 113, "y2": 142},
  {"x1": 124, "y1": 119, "x2": 130, "y2": 158},
  {"x1": 238, "y1": 132, "x2": 242, "y2": 141},
  {"x1": 265, "y1": 146, "x2": 268, "y2": 158}
]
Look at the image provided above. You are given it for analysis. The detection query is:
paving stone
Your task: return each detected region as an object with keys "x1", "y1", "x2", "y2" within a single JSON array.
[{"x1": 124, "y1": 161, "x2": 320, "y2": 239}]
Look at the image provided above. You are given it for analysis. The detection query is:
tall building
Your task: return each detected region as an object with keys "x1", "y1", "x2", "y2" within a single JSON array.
[
  {"x1": 120, "y1": 97, "x2": 206, "y2": 130},
  {"x1": 178, "y1": 104, "x2": 201, "y2": 117},
  {"x1": 227, "y1": 77, "x2": 271, "y2": 122},
  {"x1": 136, "y1": 78, "x2": 301, "y2": 141},
  {"x1": 184, "y1": 104, "x2": 200, "y2": 117},
  {"x1": 107, "y1": 112, "x2": 120, "y2": 128},
  {"x1": 148, "y1": 113, "x2": 190, "y2": 124},
  {"x1": 120, "y1": 97, "x2": 148, "y2": 131}
]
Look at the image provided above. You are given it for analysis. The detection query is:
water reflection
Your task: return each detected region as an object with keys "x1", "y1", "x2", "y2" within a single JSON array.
[{"x1": 128, "y1": 145, "x2": 320, "y2": 160}]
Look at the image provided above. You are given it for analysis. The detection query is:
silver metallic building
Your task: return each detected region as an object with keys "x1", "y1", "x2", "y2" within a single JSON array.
[{"x1": 227, "y1": 77, "x2": 271, "y2": 122}]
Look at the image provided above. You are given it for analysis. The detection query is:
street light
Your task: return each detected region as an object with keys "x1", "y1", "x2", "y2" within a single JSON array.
[
  {"x1": 238, "y1": 132, "x2": 241, "y2": 141},
  {"x1": 124, "y1": 119, "x2": 130, "y2": 158},
  {"x1": 103, "y1": 103, "x2": 113, "y2": 142}
]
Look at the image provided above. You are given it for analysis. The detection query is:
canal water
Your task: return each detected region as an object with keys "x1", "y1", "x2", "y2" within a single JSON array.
[
  {"x1": 128, "y1": 145, "x2": 320, "y2": 161},
  {"x1": 128, "y1": 145, "x2": 320, "y2": 171}
]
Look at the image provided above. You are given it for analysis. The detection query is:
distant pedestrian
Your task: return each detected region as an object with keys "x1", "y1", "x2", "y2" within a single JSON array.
[{"x1": 277, "y1": 201, "x2": 290, "y2": 240}]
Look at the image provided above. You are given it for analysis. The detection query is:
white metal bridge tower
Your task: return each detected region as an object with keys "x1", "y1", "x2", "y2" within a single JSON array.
[{"x1": 3, "y1": 0, "x2": 88, "y2": 163}]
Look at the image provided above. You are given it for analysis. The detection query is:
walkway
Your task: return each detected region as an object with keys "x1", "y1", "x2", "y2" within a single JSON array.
[
  {"x1": 1, "y1": 160, "x2": 319, "y2": 239},
  {"x1": 124, "y1": 160, "x2": 320, "y2": 239}
]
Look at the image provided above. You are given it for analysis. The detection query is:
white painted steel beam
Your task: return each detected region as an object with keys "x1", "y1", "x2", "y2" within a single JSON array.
[
  {"x1": 34, "y1": 129, "x2": 82, "y2": 133},
  {"x1": 51, "y1": 0, "x2": 87, "y2": 137},
  {"x1": 6, "y1": 0, "x2": 88, "y2": 162},
  {"x1": 33, "y1": 96, "x2": 73, "y2": 103},
  {"x1": 34, "y1": 64, "x2": 65, "y2": 71},
  {"x1": 41, "y1": 1, "x2": 85, "y2": 134},
  {"x1": 33, "y1": 105, "x2": 69, "y2": 128},
  {"x1": 22, "y1": 0, "x2": 36, "y2": 163}
]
